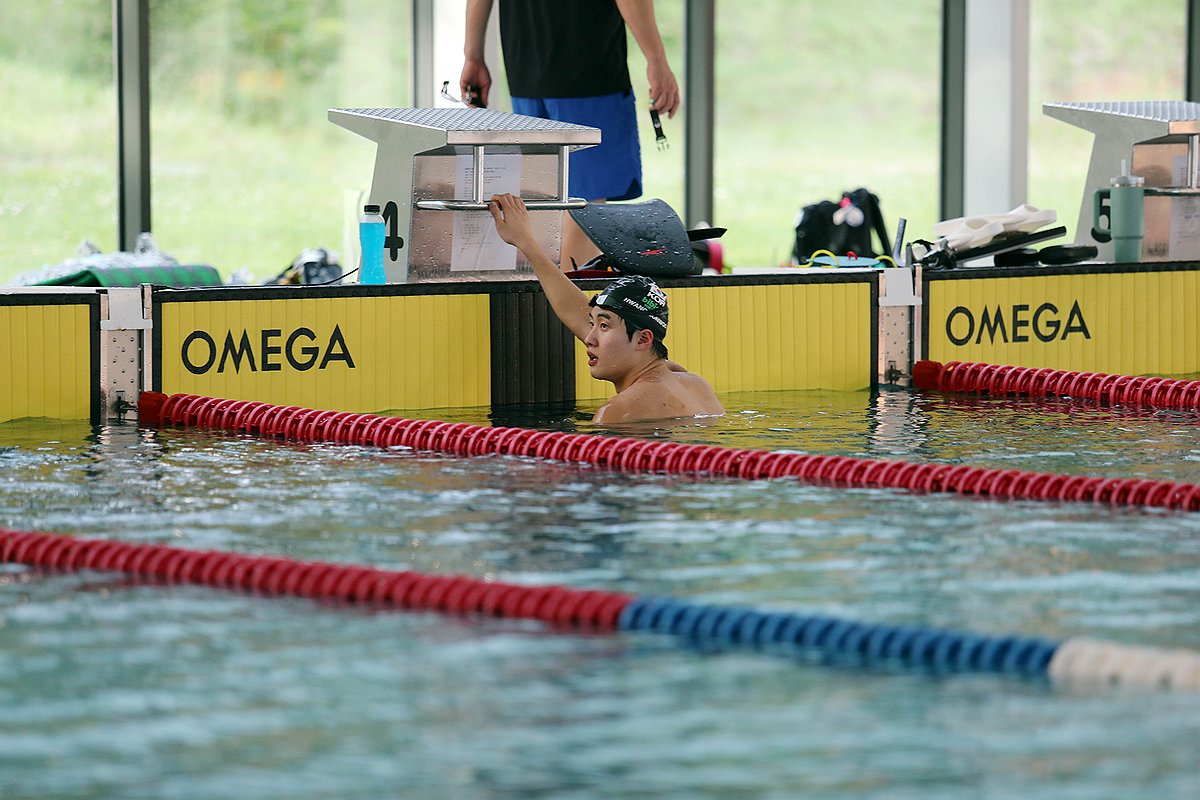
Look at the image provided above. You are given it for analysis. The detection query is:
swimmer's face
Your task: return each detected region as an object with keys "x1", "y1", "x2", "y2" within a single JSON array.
[{"x1": 584, "y1": 308, "x2": 646, "y2": 382}]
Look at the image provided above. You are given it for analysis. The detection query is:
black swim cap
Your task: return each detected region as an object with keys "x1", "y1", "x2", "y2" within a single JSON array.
[{"x1": 589, "y1": 275, "x2": 669, "y2": 337}]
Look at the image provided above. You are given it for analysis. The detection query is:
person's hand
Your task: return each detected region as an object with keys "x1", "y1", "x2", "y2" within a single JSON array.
[
  {"x1": 646, "y1": 59, "x2": 680, "y2": 118},
  {"x1": 459, "y1": 59, "x2": 491, "y2": 108},
  {"x1": 488, "y1": 193, "x2": 534, "y2": 250}
]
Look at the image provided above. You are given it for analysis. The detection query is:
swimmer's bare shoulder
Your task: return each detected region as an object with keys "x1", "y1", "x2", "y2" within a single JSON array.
[
  {"x1": 594, "y1": 369, "x2": 724, "y2": 424},
  {"x1": 674, "y1": 370, "x2": 724, "y2": 415}
]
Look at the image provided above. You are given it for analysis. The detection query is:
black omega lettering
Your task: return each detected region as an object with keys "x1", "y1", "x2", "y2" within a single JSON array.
[
  {"x1": 319, "y1": 324, "x2": 356, "y2": 369},
  {"x1": 218, "y1": 331, "x2": 257, "y2": 374},
  {"x1": 286, "y1": 327, "x2": 319, "y2": 371},
  {"x1": 1063, "y1": 300, "x2": 1091, "y2": 339},
  {"x1": 181, "y1": 330, "x2": 216, "y2": 375},
  {"x1": 975, "y1": 306, "x2": 1007, "y2": 344},
  {"x1": 946, "y1": 306, "x2": 973, "y2": 346},
  {"x1": 1033, "y1": 303, "x2": 1060, "y2": 342},
  {"x1": 261, "y1": 329, "x2": 282, "y2": 372},
  {"x1": 1011, "y1": 304, "x2": 1030, "y2": 343}
]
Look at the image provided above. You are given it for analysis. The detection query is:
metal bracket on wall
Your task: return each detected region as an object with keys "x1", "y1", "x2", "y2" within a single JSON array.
[
  {"x1": 877, "y1": 267, "x2": 923, "y2": 387},
  {"x1": 98, "y1": 285, "x2": 153, "y2": 420}
]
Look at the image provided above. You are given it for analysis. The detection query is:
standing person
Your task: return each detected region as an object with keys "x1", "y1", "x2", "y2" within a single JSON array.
[
  {"x1": 460, "y1": 0, "x2": 680, "y2": 270},
  {"x1": 488, "y1": 193, "x2": 723, "y2": 424}
]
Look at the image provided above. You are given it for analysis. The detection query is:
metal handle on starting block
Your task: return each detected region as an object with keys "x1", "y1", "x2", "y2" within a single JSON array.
[
  {"x1": 415, "y1": 144, "x2": 584, "y2": 211},
  {"x1": 415, "y1": 198, "x2": 587, "y2": 211}
]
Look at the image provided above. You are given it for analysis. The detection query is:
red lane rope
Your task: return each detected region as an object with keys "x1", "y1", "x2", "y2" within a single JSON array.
[
  {"x1": 0, "y1": 529, "x2": 630, "y2": 629},
  {"x1": 913, "y1": 360, "x2": 1200, "y2": 411},
  {"x1": 9, "y1": 526, "x2": 1200, "y2": 690},
  {"x1": 137, "y1": 392, "x2": 1200, "y2": 512}
]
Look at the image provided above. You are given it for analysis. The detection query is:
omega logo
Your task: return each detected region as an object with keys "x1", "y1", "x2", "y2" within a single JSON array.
[
  {"x1": 181, "y1": 325, "x2": 356, "y2": 375},
  {"x1": 945, "y1": 301, "x2": 1091, "y2": 346}
]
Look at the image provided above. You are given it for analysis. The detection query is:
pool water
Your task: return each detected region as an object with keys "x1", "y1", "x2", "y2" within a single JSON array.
[{"x1": 2, "y1": 389, "x2": 1199, "y2": 799}]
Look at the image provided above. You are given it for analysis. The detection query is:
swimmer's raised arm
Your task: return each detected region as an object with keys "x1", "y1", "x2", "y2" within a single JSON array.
[{"x1": 488, "y1": 193, "x2": 591, "y2": 341}]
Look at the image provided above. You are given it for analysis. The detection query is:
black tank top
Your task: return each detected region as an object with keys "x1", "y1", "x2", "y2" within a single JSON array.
[{"x1": 499, "y1": 0, "x2": 632, "y2": 98}]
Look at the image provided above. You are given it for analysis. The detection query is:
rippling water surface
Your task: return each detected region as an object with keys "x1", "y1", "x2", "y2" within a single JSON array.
[{"x1": 2, "y1": 389, "x2": 1199, "y2": 799}]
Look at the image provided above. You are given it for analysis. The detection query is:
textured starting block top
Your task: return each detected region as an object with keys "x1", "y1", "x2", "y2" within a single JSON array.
[
  {"x1": 328, "y1": 107, "x2": 601, "y2": 146},
  {"x1": 1044, "y1": 101, "x2": 1200, "y2": 134}
]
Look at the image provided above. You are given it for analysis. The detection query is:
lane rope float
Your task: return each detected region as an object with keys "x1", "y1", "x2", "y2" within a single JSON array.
[
  {"x1": 914, "y1": 360, "x2": 1200, "y2": 411},
  {"x1": 136, "y1": 392, "x2": 1200, "y2": 512},
  {"x1": 4, "y1": 528, "x2": 1199, "y2": 690}
]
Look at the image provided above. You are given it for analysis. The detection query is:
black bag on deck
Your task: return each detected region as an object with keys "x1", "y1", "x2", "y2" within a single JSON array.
[{"x1": 791, "y1": 188, "x2": 889, "y2": 264}]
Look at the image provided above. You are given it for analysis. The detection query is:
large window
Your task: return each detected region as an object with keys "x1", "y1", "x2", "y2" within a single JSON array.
[
  {"x1": 0, "y1": 4, "x2": 117, "y2": 284},
  {"x1": 1028, "y1": 0, "x2": 1186, "y2": 243},
  {"x1": 149, "y1": 0, "x2": 411, "y2": 282},
  {"x1": 713, "y1": 0, "x2": 942, "y2": 269},
  {"x1": 5, "y1": 2, "x2": 1194, "y2": 285}
]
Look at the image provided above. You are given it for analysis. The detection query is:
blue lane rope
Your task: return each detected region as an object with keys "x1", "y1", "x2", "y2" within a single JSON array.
[{"x1": 620, "y1": 597, "x2": 1060, "y2": 677}]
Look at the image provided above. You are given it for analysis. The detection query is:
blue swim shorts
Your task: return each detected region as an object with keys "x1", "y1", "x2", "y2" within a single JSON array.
[{"x1": 511, "y1": 90, "x2": 643, "y2": 202}]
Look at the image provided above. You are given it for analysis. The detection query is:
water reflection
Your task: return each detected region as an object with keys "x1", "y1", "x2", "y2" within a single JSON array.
[{"x1": 2, "y1": 390, "x2": 1200, "y2": 798}]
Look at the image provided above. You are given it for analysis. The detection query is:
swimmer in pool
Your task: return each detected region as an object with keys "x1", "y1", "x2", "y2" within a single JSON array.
[{"x1": 488, "y1": 193, "x2": 724, "y2": 424}]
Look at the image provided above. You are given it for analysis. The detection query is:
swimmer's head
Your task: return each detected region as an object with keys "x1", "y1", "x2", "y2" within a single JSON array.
[{"x1": 589, "y1": 275, "x2": 669, "y2": 359}]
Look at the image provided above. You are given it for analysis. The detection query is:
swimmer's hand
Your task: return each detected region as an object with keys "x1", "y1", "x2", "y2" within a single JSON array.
[
  {"x1": 488, "y1": 193, "x2": 590, "y2": 339},
  {"x1": 488, "y1": 193, "x2": 535, "y2": 252}
]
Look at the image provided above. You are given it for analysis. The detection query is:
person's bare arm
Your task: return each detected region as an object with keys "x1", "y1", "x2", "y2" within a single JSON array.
[
  {"x1": 488, "y1": 194, "x2": 592, "y2": 341},
  {"x1": 459, "y1": 0, "x2": 493, "y2": 107},
  {"x1": 614, "y1": 0, "x2": 679, "y2": 117}
]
